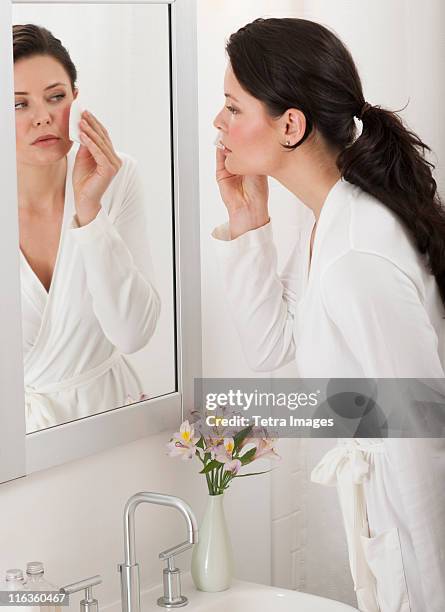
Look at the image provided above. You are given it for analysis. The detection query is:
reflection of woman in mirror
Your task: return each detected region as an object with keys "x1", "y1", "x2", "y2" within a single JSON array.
[
  {"x1": 13, "y1": 24, "x2": 161, "y2": 433},
  {"x1": 211, "y1": 18, "x2": 445, "y2": 612}
]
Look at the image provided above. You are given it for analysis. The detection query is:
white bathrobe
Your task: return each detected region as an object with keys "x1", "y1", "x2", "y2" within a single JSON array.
[
  {"x1": 22, "y1": 142, "x2": 161, "y2": 433},
  {"x1": 211, "y1": 177, "x2": 445, "y2": 612}
]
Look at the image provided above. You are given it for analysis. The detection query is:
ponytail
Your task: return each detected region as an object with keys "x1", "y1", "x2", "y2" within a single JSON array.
[{"x1": 337, "y1": 102, "x2": 445, "y2": 309}]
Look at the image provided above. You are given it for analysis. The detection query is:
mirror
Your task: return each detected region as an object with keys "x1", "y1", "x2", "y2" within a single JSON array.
[{"x1": 12, "y1": 3, "x2": 176, "y2": 434}]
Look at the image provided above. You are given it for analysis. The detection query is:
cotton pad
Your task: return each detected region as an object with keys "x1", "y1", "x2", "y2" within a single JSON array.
[
  {"x1": 214, "y1": 131, "x2": 226, "y2": 150},
  {"x1": 69, "y1": 97, "x2": 86, "y2": 144}
]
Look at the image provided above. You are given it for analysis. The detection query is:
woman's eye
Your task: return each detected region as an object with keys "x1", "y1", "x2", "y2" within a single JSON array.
[
  {"x1": 225, "y1": 105, "x2": 239, "y2": 115},
  {"x1": 15, "y1": 93, "x2": 66, "y2": 110}
]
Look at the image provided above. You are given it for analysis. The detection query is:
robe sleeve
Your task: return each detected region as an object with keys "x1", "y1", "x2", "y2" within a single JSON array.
[
  {"x1": 210, "y1": 219, "x2": 306, "y2": 372},
  {"x1": 320, "y1": 249, "x2": 445, "y2": 378},
  {"x1": 68, "y1": 157, "x2": 161, "y2": 354}
]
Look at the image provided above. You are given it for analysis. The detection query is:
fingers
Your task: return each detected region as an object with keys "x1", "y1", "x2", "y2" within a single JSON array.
[
  {"x1": 215, "y1": 143, "x2": 231, "y2": 179},
  {"x1": 80, "y1": 121, "x2": 117, "y2": 170},
  {"x1": 82, "y1": 110, "x2": 108, "y2": 140},
  {"x1": 79, "y1": 130, "x2": 112, "y2": 169}
]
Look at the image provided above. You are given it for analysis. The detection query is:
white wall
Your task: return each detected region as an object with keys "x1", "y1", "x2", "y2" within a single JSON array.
[{"x1": 303, "y1": 0, "x2": 444, "y2": 194}]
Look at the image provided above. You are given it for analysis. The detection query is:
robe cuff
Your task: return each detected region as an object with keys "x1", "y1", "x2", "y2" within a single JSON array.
[
  {"x1": 69, "y1": 207, "x2": 112, "y2": 244},
  {"x1": 210, "y1": 219, "x2": 273, "y2": 258}
]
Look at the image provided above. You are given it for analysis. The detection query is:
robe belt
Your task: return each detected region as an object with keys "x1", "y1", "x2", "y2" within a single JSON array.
[
  {"x1": 311, "y1": 440, "x2": 384, "y2": 612},
  {"x1": 25, "y1": 349, "x2": 122, "y2": 431}
]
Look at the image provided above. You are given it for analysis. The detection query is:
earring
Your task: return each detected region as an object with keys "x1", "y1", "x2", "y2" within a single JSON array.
[{"x1": 286, "y1": 140, "x2": 291, "y2": 147}]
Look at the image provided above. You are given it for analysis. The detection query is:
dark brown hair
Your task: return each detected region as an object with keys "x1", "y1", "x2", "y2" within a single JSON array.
[
  {"x1": 226, "y1": 17, "x2": 445, "y2": 310},
  {"x1": 13, "y1": 23, "x2": 77, "y2": 93}
]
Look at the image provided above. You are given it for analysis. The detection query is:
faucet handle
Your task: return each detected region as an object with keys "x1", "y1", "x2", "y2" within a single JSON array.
[
  {"x1": 60, "y1": 575, "x2": 102, "y2": 612},
  {"x1": 159, "y1": 539, "x2": 194, "y2": 561},
  {"x1": 158, "y1": 539, "x2": 196, "y2": 608}
]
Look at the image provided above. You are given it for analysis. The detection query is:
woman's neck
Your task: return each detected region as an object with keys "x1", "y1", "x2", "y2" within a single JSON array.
[
  {"x1": 272, "y1": 141, "x2": 342, "y2": 221},
  {"x1": 17, "y1": 155, "x2": 67, "y2": 213}
]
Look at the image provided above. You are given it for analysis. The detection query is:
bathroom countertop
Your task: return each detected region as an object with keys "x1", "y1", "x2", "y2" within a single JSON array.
[{"x1": 103, "y1": 571, "x2": 358, "y2": 612}]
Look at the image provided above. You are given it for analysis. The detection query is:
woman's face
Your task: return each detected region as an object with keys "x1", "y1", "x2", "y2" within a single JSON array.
[
  {"x1": 213, "y1": 63, "x2": 287, "y2": 176},
  {"x1": 14, "y1": 54, "x2": 77, "y2": 165}
]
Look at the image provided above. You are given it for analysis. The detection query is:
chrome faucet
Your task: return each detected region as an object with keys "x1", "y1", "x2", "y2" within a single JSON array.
[{"x1": 118, "y1": 492, "x2": 198, "y2": 611}]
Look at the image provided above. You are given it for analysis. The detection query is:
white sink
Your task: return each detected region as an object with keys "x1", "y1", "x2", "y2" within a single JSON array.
[{"x1": 138, "y1": 572, "x2": 359, "y2": 612}]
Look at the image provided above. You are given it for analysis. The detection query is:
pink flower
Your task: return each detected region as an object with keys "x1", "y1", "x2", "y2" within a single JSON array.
[
  {"x1": 238, "y1": 426, "x2": 269, "y2": 451},
  {"x1": 174, "y1": 420, "x2": 200, "y2": 445},
  {"x1": 253, "y1": 438, "x2": 281, "y2": 461},
  {"x1": 166, "y1": 420, "x2": 200, "y2": 460},
  {"x1": 203, "y1": 436, "x2": 225, "y2": 458},
  {"x1": 224, "y1": 459, "x2": 242, "y2": 474},
  {"x1": 166, "y1": 438, "x2": 196, "y2": 460},
  {"x1": 212, "y1": 438, "x2": 235, "y2": 463}
]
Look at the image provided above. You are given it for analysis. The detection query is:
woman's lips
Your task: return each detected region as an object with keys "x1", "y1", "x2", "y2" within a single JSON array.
[
  {"x1": 214, "y1": 134, "x2": 232, "y2": 153},
  {"x1": 32, "y1": 137, "x2": 60, "y2": 147}
]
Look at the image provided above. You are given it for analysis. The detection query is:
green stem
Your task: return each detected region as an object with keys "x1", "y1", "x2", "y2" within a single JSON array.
[
  {"x1": 222, "y1": 471, "x2": 232, "y2": 489},
  {"x1": 216, "y1": 465, "x2": 221, "y2": 494},
  {"x1": 218, "y1": 465, "x2": 225, "y2": 494},
  {"x1": 210, "y1": 467, "x2": 216, "y2": 495},
  {"x1": 214, "y1": 466, "x2": 218, "y2": 494}
]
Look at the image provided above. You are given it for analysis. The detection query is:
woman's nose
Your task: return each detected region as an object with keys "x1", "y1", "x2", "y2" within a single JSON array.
[
  {"x1": 213, "y1": 109, "x2": 225, "y2": 131},
  {"x1": 33, "y1": 109, "x2": 51, "y2": 126}
]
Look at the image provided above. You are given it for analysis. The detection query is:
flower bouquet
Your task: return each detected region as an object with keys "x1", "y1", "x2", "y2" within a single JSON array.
[{"x1": 166, "y1": 413, "x2": 280, "y2": 592}]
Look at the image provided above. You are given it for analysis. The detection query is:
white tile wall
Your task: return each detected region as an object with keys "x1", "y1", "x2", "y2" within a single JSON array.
[{"x1": 270, "y1": 439, "x2": 355, "y2": 605}]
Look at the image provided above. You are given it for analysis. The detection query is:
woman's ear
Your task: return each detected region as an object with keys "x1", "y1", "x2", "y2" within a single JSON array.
[
  {"x1": 283, "y1": 108, "x2": 306, "y2": 146},
  {"x1": 73, "y1": 88, "x2": 79, "y2": 100}
]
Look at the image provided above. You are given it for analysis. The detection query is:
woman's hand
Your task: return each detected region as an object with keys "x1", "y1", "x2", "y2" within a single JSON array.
[
  {"x1": 72, "y1": 110, "x2": 123, "y2": 226},
  {"x1": 215, "y1": 144, "x2": 269, "y2": 239}
]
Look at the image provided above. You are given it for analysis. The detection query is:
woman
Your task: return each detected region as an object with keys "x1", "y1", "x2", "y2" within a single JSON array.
[
  {"x1": 211, "y1": 17, "x2": 445, "y2": 612},
  {"x1": 13, "y1": 24, "x2": 161, "y2": 433}
]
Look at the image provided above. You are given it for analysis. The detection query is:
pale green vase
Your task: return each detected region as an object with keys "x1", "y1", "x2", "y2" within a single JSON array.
[{"x1": 191, "y1": 493, "x2": 234, "y2": 592}]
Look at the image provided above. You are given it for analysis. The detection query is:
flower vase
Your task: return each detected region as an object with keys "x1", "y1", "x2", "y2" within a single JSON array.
[{"x1": 191, "y1": 493, "x2": 234, "y2": 592}]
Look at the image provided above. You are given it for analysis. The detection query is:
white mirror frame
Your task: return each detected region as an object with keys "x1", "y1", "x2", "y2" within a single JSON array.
[{"x1": 0, "y1": 0, "x2": 201, "y2": 483}]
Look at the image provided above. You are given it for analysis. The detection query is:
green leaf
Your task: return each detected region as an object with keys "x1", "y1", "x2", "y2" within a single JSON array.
[
  {"x1": 239, "y1": 447, "x2": 257, "y2": 465},
  {"x1": 233, "y1": 469, "x2": 272, "y2": 478},
  {"x1": 233, "y1": 425, "x2": 253, "y2": 451},
  {"x1": 199, "y1": 459, "x2": 223, "y2": 474},
  {"x1": 196, "y1": 436, "x2": 205, "y2": 450}
]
